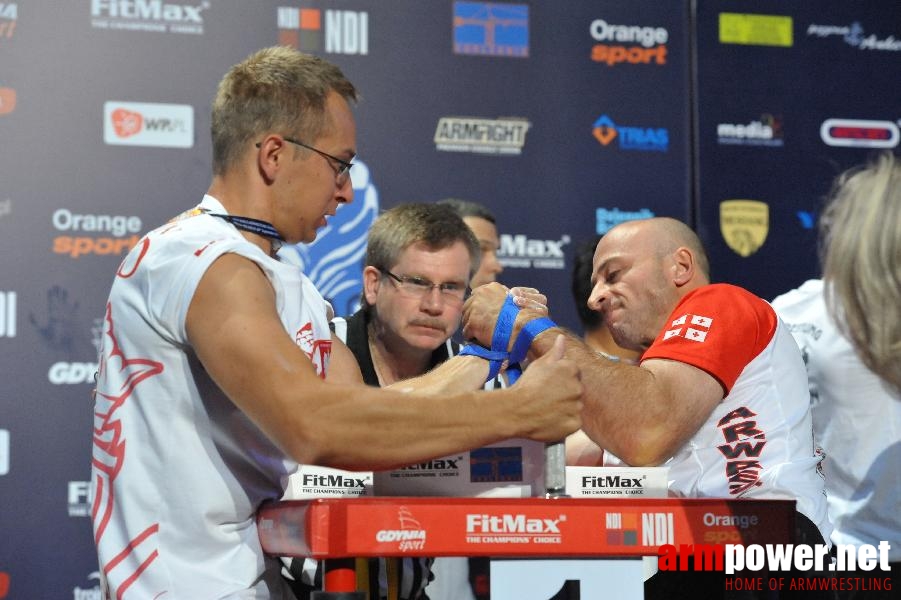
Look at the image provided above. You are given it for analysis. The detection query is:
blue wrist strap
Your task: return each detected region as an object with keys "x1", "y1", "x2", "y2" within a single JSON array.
[
  {"x1": 459, "y1": 295, "x2": 520, "y2": 383},
  {"x1": 506, "y1": 317, "x2": 557, "y2": 384},
  {"x1": 458, "y1": 344, "x2": 508, "y2": 381}
]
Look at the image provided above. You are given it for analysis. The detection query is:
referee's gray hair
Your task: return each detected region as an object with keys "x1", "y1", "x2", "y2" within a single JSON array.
[{"x1": 821, "y1": 151, "x2": 901, "y2": 394}]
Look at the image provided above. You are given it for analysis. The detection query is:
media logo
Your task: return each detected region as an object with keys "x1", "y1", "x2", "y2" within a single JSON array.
[
  {"x1": 589, "y1": 18, "x2": 668, "y2": 66},
  {"x1": 434, "y1": 116, "x2": 531, "y2": 155},
  {"x1": 375, "y1": 507, "x2": 427, "y2": 551},
  {"x1": 592, "y1": 115, "x2": 669, "y2": 152},
  {"x1": 807, "y1": 21, "x2": 901, "y2": 52},
  {"x1": 68, "y1": 480, "x2": 93, "y2": 517},
  {"x1": 470, "y1": 446, "x2": 523, "y2": 483},
  {"x1": 279, "y1": 160, "x2": 379, "y2": 316},
  {"x1": 0, "y1": 2, "x2": 16, "y2": 39},
  {"x1": 719, "y1": 13, "x2": 793, "y2": 47},
  {"x1": 498, "y1": 233, "x2": 569, "y2": 270},
  {"x1": 73, "y1": 571, "x2": 102, "y2": 600},
  {"x1": 52, "y1": 209, "x2": 143, "y2": 258},
  {"x1": 596, "y1": 207, "x2": 655, "y2": 234},
  {"x1": 277, "y1": 6, "x2": 368, "y2": 55},
  {"x1": 0, "y1": 87, "x2": 15, "y2": 114},
  {"x1": 91, "y1": 0, "x2": 208, "y2": 34},
  {"x1": 0, "y1": 291, "x2": 14, "y2": 338},
  {"x1": 720, "y1": 200, "x2": 769, "y2": 257},
  {"x1": 453, "y1": 1, "x2": 528, "y2": 58},
  {"x1": 717, "y1": 114, "x2": 784, "y2": 147},
  {"x1": 820, "y1": 118, "x2": 900, "y2": 149},
  {"x1": 605, "y1": 511, "x2": 673, "y2": 546},
  {"x1": 104, "y1": 101, "x2": 194, "y2": 148},
  {"x1": 0, "y1": 429, "x2": 9, "y2": 475}
]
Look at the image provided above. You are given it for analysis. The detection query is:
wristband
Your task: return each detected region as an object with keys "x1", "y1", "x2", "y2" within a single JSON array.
[
  {"x1": 458, "y1": 344, "x2": 508, "y2": 381},
  {"x1": 506, "y1": 317, "x2": 557, "y2": 384}
]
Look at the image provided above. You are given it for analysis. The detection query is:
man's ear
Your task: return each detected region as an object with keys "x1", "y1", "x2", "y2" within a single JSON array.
[
  {"x1": 362, "y1": 266, "x2": 381, "y2": 306},
  {"x1": 256, "y1": 136, "x2": 286, "y2": 183},
  {"x1": 671, "y1": 247, "x2": 695, "y2": 287}
]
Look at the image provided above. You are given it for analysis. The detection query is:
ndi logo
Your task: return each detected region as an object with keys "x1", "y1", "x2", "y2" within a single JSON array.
[{"x1": 277, "y1": 7, "x2": 368, "y2": 55}]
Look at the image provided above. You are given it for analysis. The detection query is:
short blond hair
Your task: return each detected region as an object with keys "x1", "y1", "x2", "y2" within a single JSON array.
[{"x1": 211, "y1": 46, "x2": 357, "y2": 175}]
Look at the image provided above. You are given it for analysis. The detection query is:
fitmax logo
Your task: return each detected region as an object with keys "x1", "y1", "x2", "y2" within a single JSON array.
[
  {"x1": 301, "y1": 473, "x2": 368, "y2": 488},
  {"x1": 582, "y1": 475, "x2": 644, "y2": 488},
  {"x1": 498, "y1": 234, "x2": 570, "y2": 270},
  {"x1": 399, "y1": 458, "x2": 460, "y2": 471},
  {"x1": 467, "y1": 514, "x2": 562, "y2": 534}
]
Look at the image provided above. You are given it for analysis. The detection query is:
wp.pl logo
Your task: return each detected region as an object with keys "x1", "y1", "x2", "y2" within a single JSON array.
[{"x1": 103, "y1": 101, "x2": 193, "y2": 148}]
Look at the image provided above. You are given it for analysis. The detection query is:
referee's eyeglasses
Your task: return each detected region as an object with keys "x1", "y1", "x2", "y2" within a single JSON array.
[{"x1": 379, "y1": 269, "x2": 470, "y2": 304}]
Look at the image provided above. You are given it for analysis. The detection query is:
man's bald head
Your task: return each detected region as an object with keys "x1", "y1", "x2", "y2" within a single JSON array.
[{"x1": 608, "y1": 217, "x2": 710, "y2": 281}]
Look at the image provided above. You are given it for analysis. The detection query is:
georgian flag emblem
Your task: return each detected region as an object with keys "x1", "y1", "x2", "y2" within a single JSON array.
[{"x1": 663, "y1": 314, "x2": 713, "y2": 343}]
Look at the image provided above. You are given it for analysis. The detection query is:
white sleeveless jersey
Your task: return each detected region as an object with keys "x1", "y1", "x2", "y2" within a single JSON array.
[
  {"x1": 91, "y1": 195, "x2": 332, "y2": 599},
  {"x1": 773, "y1": 279, "x2": 901, "y2": 559},
  {"x1": 642, "y1": 284, "x2": 832, "y2": 542}
]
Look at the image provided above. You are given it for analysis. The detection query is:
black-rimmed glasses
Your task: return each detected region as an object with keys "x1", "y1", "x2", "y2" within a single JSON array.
[
  {"x1": 380, "y1": 269, "x2": 470, "y2": 303},
  {"x1": 256, "y1": 137, "x2": 353, "y2": 186}
]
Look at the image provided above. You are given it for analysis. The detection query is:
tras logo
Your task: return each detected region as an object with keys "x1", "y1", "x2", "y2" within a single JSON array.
[
  {"x1": 91, "y1": 0, "x2": 209, "y2": 35},
  {"x1": 453, "y1": 1, "x2": 529, "y2": 58},
  {"x1": 0, "y1": 2, "x2": 16, "y2": 39},
  {"x1": 52, "y1": 208, "x2": 143, "y2": 259},
  {"x1": 279, "y1": 160, "x2": 379, "y2": 316},
  {"x1": 277, "y1": 6, "x2": 368, "y2": 55},
  {"x1": 103, "y1": 101, "x2": 193, "y2": 148},
  {"x1": 592, "y1": 114, "x2": 668, "y2": 152},
  {"x1": 590, "y1": 18, "x2": 668, "y2": 66}
]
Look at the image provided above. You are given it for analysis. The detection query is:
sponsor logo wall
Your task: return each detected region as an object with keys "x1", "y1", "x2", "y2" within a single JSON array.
[{"x1": 0, "y1": 0, "x2": 897, "y2": 595}]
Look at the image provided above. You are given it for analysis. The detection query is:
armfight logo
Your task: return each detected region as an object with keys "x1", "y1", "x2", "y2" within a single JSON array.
[
  {"x1": 807, "y1": 21, "x2": 901, "y2": 52},
  {"x1": 820, "y1": 118, "x2": 900, "y2": 149},
  {"x1": 434, "y1": 116, "x2": 531, "y2": 155}
]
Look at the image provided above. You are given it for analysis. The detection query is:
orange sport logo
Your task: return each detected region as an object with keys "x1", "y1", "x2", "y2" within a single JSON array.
[{"x1": 51, "y1": 208, "x2": 143, "y2": 259}]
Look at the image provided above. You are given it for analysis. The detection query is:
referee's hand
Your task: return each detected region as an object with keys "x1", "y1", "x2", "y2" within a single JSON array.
[{"x1": 509, "y1": 334, "x2": 583, "y2": 442}]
